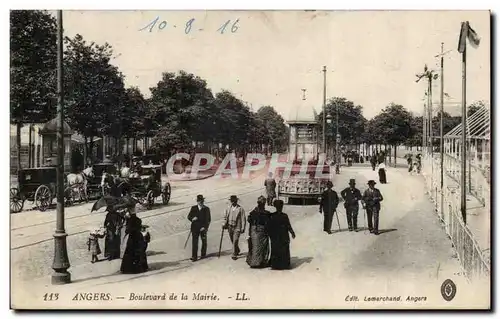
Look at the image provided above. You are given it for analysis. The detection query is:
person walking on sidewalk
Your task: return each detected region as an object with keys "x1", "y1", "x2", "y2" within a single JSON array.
[
  {"x1": 268, "y1": 199, "x2": 296, "y2": 270},
  {"x1": 361, "y1": 180, "x2": 384, "y2": 235},
  {"x1": 264, "y1": 172, "x2": 277, "y2": 206},
  {"x1": 246, "y1": 196, "x2": 271, "y2": 268},
  {"x1": 223, "y1": 195, "x2": 246, "y2": 260},
  {"x1": 188, "y1": 195, "x2": 211, "y2": 261},
  {"x1": 319, "y1": 181, "x2": 339, "y2": 234},
  {"x1": 87, "y1": 227, "x2": 105, "y2": 263},
  {"x1": 340, "y1": 179, "x2": 363, "y2": 232}
]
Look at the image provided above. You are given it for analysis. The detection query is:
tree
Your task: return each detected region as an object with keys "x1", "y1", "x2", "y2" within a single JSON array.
[
  {"x1": 63, "y1": 34, "x2": 126, "y2": 158},
  {"x1": 122, "y1": 87, "x2": 146, "y2": 139},
  {"x1": 369, "y1": 103, "x2": 413, "y2": 164},
  {"x1": 468, "y1": 100, "x2": 487, "y2": 117},
  {"x1": 10, "y1": 10, "x2": 57, "y2": 169},
  {"x1": 317, "y1": 97, "x2": 367, "y2": 149},
  {"x1": 214, "y1": 90, "x2": 252, "y2": 155},
  {"x1": 256, "y1": 106, "x2": 288, "y2": 153},
  {"x1": 147, "y1": 71, "x2": 216, "y2": 153}
]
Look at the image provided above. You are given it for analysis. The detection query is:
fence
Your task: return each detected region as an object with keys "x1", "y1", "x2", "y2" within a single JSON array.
[{"x1": 421, "y1": 154, "x2": 490, "y2": 281}]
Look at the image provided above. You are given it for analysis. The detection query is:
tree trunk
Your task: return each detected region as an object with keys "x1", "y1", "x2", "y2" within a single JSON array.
[
  {"x1": 84, "y1": 136, "x2": 88, "y2": 167},
  {"x1": 394, "y1": 144, "x2": 397, "y2": 166},
  {"x1": 89, "y1": 136, "x2": 94, "y2": 164},
  {"x1": 28, "y1": 124, "x2": 32, "y2": 168},
  {"x1": 16, "y1": 122, "x2": 22, "y2": 172}
]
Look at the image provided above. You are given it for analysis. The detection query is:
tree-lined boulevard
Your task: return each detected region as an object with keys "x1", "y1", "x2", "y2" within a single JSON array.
[{"x1": 10, "y1": 10, "x2": 490, "y2": 309}]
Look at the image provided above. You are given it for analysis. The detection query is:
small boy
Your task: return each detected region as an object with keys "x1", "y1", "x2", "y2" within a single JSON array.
[{"x1": 88, "y1": 227, "x2": 105, "y2": 263}]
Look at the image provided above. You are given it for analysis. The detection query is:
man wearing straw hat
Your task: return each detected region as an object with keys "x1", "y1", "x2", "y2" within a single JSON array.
[
  {"x1": 222, "y1": 195, "x2": 247, "y2": 260},
  {"x1": 187, "y1": 195, "x2": 211, "y2": 261},
  {"x1": 362, "y1": 180, "x2": 384, "y2": 235}
]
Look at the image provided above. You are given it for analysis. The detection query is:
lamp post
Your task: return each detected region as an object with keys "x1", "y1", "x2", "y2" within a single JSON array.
[
  {"x1": 325, "y1": 113, "x2": 341, "y2": 174},
  {"x1": 51, "y1": 10, "x2": 71, "y2": 284}
]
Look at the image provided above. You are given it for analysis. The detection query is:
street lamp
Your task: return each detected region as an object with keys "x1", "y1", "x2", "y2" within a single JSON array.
[{"x1": 52, "y1": 10, "x2": 71, "y2": 284}]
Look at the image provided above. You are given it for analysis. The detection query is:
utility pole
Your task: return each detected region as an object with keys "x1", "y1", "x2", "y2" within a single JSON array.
[
  {"x1": 460, "y1": 29, "x2": 468, "y2": 225},
  {"x1": 51, "y1": 10, "x2": 71, "y2": 284},
  {"x1": 322, "y1": 66, "x2": 327, "y2": 155},
  {"x1": 439, "y1": 42, "x2": 445, "y2": 219}
]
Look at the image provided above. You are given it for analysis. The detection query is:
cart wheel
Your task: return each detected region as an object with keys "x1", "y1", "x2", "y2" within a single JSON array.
[
  {"x1": 146, "y1": 190, "x2": 154, "y2": 210},
  {"x1": 10, "y1": 188, "x2": 24, "y2": 213},
  {"x1": 35, "y1": 185, "x2": 51, "y2": 211},
  {"x1": 64, "y1": 187, "x2": 74, "y2": 206},
  {"x1": 162, "y1": 184, "x2": 171, "y2": 205}
]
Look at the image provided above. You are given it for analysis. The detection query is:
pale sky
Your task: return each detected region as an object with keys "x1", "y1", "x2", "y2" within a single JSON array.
[{"x1": 59, "y1": 10, "x2": 490, "y2": 120}]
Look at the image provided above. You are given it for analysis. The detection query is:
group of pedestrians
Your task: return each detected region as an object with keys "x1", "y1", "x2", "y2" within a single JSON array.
[
  {"x1": 319, "y1": 179, "x2": 384, "y2": 235},
  {"x1": 87, "y1": 206, "x2": 151, "y2": 274},
  {"x1": 187, "y1": 194, "x2": 296, "y2": 270}
]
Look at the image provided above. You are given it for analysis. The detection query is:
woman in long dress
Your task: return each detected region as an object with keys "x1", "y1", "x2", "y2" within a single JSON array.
[
  {"x1": 120, "y1": 210, "x2": 148, "y2": 274},
  {"x1": 268, "y1": 200, "x2": 296, "y2": 270},
  {"x1": 378, "y1": 162, "x2": 387, "y2": 184},
  {"x1": 246, "y1": 196, "x2": 271, "y2": 268},
  {"x1": 103, "y1": 209, "x2": 123, "y2": 261}
]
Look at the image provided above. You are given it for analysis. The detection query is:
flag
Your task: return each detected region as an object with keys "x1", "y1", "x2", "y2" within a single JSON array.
[
  {"x1": 458, "y1": 21, "x2": 481, "y2": 53},
  {"x1": 467, "y1": 22, "x2": 481, "y2": 48}
]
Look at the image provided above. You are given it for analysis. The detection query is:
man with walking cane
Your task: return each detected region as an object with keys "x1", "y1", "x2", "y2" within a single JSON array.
[
  {"x1": 319, "y1": 181, "x2": 339, "y2": 234},
  {"x1": 341, "y1": 179, "x2": 363, "y2": 232},
  {"x1": 187, "y1": 195, "x2": 211, "y2": 261},
  {"x1": 361, "y1": 180, "x2": 384, "y2": 235},
  {"x1": 221, "y1": 195, "x2": 246, "y2": 260}
]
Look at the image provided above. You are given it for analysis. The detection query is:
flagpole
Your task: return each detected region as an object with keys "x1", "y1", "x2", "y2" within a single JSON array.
[
  {"x1": 460, "y1": 29, "x2": 467, "y2": 225},
  {"x1": 322, "y1": 66, "x2": 327, "y2": 155},
  {"x1": 439, "y1": 42, "x2": 445, "y2": 220}
]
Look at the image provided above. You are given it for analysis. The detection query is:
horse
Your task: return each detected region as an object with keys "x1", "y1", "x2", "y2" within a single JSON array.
[
  {"x1": 101, "y1": 172, "x2": 132, "y2": 197},
  {"x1": 67, "y1": 166, "x2": 94, "y2": 200}
]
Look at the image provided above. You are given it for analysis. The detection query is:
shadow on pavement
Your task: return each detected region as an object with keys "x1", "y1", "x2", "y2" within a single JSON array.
[
  {"x1": 146, "y1": 250, "x2": 167, "y2": 257},
  {"x1": 377, "y1": 228, "x2": 398, "y2": 235},
  {"x1": 290, "y1": 256, "x2": 313, "y2": 269},
  {"x1": 200, "y1": 249, "x2": 233, "y2": 259}
]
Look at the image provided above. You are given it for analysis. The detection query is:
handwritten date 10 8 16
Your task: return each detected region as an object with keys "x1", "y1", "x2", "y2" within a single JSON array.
[{"x1": 139, "y1": 17, "x2": 240, "y2": 34}]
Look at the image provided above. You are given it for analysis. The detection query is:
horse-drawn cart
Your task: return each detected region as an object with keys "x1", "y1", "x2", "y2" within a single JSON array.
[
  {"x1": 120, "y1": 164, "x2": 171, "y2": 210},
  {"x1": 10, "y1": 167, "x2": 57, "y2": 213}
]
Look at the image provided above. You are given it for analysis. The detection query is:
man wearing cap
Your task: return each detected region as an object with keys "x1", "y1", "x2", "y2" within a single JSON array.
[
  {"x1": 223, "y1": 195, "x2": 246, "y2": 260},
  {"x1": 362, "y1": 180, "x2": 384, "y2": 235},
  {"x1": 341, "y1": 179, "x2": 363, "y2": 232},
  {"x1": 187, "y1": 195, "x2": 211, "y2": 261},
  {"x1": 319, "y1": 181, "x2": 339, "y2": 234}
]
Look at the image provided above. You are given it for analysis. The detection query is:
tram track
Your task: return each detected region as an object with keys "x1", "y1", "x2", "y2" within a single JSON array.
[
  {"x1": 11, "y1": 171, "x2": 262, "y2": 231},
  {"x1": 11, "y1": 171, "x2": 267, "y2": 250}
]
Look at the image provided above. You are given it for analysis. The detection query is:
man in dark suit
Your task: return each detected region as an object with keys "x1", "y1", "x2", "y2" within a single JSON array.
[
  {"x1": 319, "y1": 181, "x2": 339, "y2": 234},
  {"x1": 362, "y1": 180, "x2": 384, "y2": 235},
  {"x1": 341, "y1": 179, "x2": 362, "y2": 232},
  {"x1": 188, "y1": 194, "x2": 211, "y2": 261}
]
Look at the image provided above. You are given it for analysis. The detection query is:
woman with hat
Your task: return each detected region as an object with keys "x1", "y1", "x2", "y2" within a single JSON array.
[
  {"x1": 223, "y1": 195, "x2": 246, "y2": 260},
  {"x1": 246, "y1": 196, "x2": 271, "y2": 268},
  {"x1": 268, "y1": 199, "x2": 296, "y2": 270},
  {"x1": 120, "y1": 209, "x2": 148, "y2": 273}
]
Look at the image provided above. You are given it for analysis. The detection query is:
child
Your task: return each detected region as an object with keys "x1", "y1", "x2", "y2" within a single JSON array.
[
  {"x1": 88, "y1": 227, "x2": 105, "y2": 263},
  {"x1": 141, "y1": 225, "x2": 151, "y2": 252}
]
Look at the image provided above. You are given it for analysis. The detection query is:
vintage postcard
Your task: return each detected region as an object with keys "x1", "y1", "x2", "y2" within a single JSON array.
[{"x1": 10, "y1": 10, "x2": 491, "y2": 309}]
